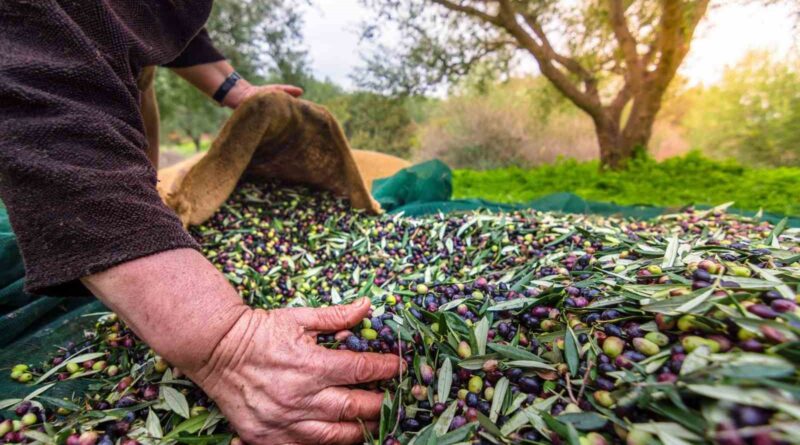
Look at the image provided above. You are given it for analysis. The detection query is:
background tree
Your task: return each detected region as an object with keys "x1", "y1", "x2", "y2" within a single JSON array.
[
  {"x1": 358, "y1": 0, "x2": 710, "y2": 169},
  {"x1": 340, "y1": 92, "x2": 416, "y2": 158},
  {"x1": 682, "y1": 50, "x2": 800, "y2": 166}
]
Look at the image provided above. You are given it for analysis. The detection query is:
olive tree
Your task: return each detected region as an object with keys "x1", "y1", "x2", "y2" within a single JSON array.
[{"x1": 358, "y1": 0, "x2": 710, "y2": 169}]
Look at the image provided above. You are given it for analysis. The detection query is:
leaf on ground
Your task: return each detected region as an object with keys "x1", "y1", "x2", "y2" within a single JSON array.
[
  {"x1": 161, "y1": 386, "x2": 191, "y2": 419},
  {"x1": 438, "y1": 357, "x2": 453, "y2": 404}
]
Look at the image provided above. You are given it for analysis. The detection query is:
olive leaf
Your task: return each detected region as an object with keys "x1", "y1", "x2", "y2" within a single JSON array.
[
  {"x1": 564, "y1": 326, "x2": 580, "y2": 377},
  {"x1": 0, "y1": 398, "x2": 22, "y2": 411},
  {"x1": 661, "y1": 235, "x2": 680, "y2": 268},
  {"x1": 558, "y1": 412, "x2": 608, "y2": 431},
  {"x1": 433, "y1": 401, "x2": 458, "y2": 437},
  {"x1": 474, "y1": 317, "x2": 489, "y2": 355},
  {"x1": 487, "y1": 298, "x2": 538, "y2": 312},
  {"x1": 161, "y1": 385, "x2": 191, "y2": 419},
  {"x1": 438, "y1": 298, "x2": 466, "y2": 312},
  {"x1": 766, "y1": 217, "x2": 788, "y2": 247},
  {"x1": 750, "y1": 263, "x2": 796, "y2": 300},
  {"x1": 162, "y1": 412, "x2": 212, "y2": 441},
  {"x1": 490, "y1": 377, "x2": 509, "y2": 423},
  {"x1": 488, "y1": 343, "x2": 547, "y2": 362},
  {"x1": 437, "y1": 357, "x2": 453, "y2": 404},
  {"x1": 506, "y1": 360, "x2": 556, "y2": 371},
  {"x1": 23, "y1": 431, "x2": 54, "y2": 445},
  {"x1": 146, "y1": 408, "x2": 163, "y2": 439}
]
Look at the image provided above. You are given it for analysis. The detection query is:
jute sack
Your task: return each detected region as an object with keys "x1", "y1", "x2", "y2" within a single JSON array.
[{"x1": 156, "y1": 91, "x2": 410, "y2": 227}]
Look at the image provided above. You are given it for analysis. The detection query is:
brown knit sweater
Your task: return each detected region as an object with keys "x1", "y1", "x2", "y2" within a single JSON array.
[{"x1": 0, "y1": 0, "x2": 226, "y2": 295}]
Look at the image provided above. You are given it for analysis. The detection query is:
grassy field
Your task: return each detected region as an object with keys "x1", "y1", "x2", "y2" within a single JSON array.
[{"x1": 452, "y1": 152, "x2": 800, "y2": 216}]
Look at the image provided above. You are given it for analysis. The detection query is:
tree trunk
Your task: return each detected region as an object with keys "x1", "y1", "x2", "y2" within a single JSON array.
[
  {"x1": 191, "y1": 134, "x2": 203, "y2": 152},
  {"x1": 593, "y1": 118, "x2": 636, "y2": 170},
  {"x1": 594, "y1": 101, "x2": 658, "y2": 170}
]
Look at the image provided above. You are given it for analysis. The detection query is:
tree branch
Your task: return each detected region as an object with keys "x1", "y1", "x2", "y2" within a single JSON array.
[
  {"x1": 519, "y1": 12, "x2": 592, "y2": 82},
  {"x1": 648, "y1": 0, "x2": 709, "y2": 87},
  {"x1": 492, "y1": 0, "x2": 603, "y2": 117},
  {"x1": 604, "y1": 0, "x2": 643, "y2": 123},
  {"x1": 430, "y1": 0, "x2": 500, "y2": 25},
  {"x1": 607, "y1": 0, "x2": 641, "y2": 77},
  {"x1": 621, "y1": 0, "x2": 710, "y2": 139}
]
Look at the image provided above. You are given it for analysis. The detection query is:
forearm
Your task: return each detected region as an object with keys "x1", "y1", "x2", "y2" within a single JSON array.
[
  {"x1": 170, "y1": 60, "x2": 253, "y2": 109},
  {"x1": 81, "y1": 248, "x2": 248, "y2": 372}
]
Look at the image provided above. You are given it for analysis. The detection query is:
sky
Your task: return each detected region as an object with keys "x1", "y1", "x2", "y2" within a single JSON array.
[{"x1": 301, "y1": 1, "x2": 798, "y2": 90}]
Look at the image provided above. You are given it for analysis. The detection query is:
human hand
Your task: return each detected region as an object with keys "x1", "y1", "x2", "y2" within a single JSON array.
[
  {"x1": 187, "y1": 297, "x2": 403, "y2": 445},
  {"x1": 170, "y1": 61, "x2": 303, "y2": 109},
  {"x1": 223, "y1": 81, "x2": 303, "y2": 109}
]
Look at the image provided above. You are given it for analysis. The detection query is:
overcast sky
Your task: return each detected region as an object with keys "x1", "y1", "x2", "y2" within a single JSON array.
[{"x1": 301, "y1": 1, "x2": 798, "y2": 91}]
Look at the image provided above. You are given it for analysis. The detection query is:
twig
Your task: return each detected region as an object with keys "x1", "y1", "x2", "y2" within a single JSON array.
[
  {"x1": 576, "y1": 359, "x2": 594, "y2": 403},
  {"x1": 565, "y1": 373, "x2": 577, "y2": 404},
  {"x1": 566, "y1": 359, "x2": 594, "y2": 405},
  {"x1": 389, "y1": 335, "x2": 404, "y2": 438}
]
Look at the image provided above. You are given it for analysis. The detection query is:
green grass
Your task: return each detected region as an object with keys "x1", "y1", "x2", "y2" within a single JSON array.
[{"x1": 452, "y1": 151, "x2": 800, "y2": 216}]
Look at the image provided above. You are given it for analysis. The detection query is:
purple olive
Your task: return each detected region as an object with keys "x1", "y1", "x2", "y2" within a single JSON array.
[
  {"x1": 734, "y1": 405, "x2": 771, "y2": 427},
  {"x1": 739, "y1": 339, "x2": 764, "y2": 352},
  {"x1": 449, "y1": 415, "x2": 467, "y2": 431},
  {"x1": 770, "y1": 299, "x2": 796, "y2": 313},
  {"x1": 518, "y1": 377, "x2": 540, "y2": 394},
  {"x1": 747, "y1": 304, "x2": 778, "y2": 319}
]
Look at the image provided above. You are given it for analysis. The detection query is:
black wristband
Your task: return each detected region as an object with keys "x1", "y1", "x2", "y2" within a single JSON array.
[{"x1": 212, "y1": 71, "x2": 242, "y2": 104}]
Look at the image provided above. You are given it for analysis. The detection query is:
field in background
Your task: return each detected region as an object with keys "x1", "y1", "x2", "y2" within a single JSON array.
[
  {"x1": 410, "y1": 52, "x2": 799, "y2": 169},
  {"x1": 160, "y1": 51, "x2": 799, "y2": 172},
  {"x1": 412, "y1": 77, "x2": 692, "y2": 169},
  {"x1": 453, "y1": 152, "x2": 800, "y2": 216},
  {"x1": 154, "y1": 51, "x2": 799, "y2": 214}
]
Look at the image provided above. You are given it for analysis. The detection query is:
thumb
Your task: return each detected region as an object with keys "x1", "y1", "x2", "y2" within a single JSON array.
[{"x1": 291, "y1": 297, "x2": 371, "y2": 332}]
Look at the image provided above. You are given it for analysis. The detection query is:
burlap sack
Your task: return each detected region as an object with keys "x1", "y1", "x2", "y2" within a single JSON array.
[{"x1": 156, "y1": 91, "x2": 410, "y2": 227}]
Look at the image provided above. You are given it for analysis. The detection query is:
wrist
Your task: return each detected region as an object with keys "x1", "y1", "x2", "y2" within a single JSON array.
[
  {"x1": 221, "y1": 78, "x2": 253, "y2": 109},
  {"x1": 188, "y1": 307, "x2": 261, "y2": 393},
  {"x1": 161, "y1": 302, "x2": 251, "y2": 376}
]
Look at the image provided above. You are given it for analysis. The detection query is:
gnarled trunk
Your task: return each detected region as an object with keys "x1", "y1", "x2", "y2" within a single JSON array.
[
  {"x1": 592, "y1": 117, "x2": 648, "y2": 170},
  {"x1": 594, "y1": 94, "x2": 660, "y2": 170}
]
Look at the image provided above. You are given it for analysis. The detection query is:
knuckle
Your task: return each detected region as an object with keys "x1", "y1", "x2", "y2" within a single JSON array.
[
  {"x1": 340, "y1": 394, "x2": 360, "y2": 421},
  {"x1": 331, "y1": 306, "x2": 352, "y2": 327},
  {"x1": 317, "y1": 424, "x2": 345, "y2": 444},
  {"x1": 354, "y1": 355, "x2": 376, "y2": 381}
]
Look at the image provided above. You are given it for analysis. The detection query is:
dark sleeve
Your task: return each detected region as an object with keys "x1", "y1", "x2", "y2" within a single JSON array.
[
  {"x1": 0, "y1": 6, "x2": 200, "y2": 296},
  {"x1": 162, "y1": 29, "x2": 226, "y2": 68}
]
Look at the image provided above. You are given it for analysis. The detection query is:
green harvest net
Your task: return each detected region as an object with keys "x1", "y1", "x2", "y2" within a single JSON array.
[{"x1": 2, "y1": 159, "x2": 798, "y2": 399}]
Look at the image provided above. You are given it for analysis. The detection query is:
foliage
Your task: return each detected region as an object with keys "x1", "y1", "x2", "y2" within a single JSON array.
[
  {"x1": 681, "y1": 51, "x2": 800, "y2": 166},
  {"x1": 358, "y1": 0, "x2": 711, "y2": 168},
  {"x1": 338, "y1": 92, "x2": 416, "y2": 158},
  {"x1": 204, "y1": 0, "x2": 309, "y2": 84},
  {"x1": 299, "y1": 78, "x2": 422, "y2": 158},
  {"x1": 156, "y1": 73, "x2": 230, "y2": 151},
  {"x1": 452, "y1": 151, "x2": 800, "y2": 215},
  {"x1": 416, "y1": 77, "x2": 598, "y2": 168}
]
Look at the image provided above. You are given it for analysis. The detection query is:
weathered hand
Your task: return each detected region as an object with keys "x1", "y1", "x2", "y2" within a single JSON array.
[
  {"x1": 187, "y1": 297, "x2": 402, "y2": 445},
  {"x1": 223, "y1": 82, "x2": 303, "y2": 109}
]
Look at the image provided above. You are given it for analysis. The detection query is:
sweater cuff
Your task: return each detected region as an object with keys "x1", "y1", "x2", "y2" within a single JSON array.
[
  {"x1": 24, "y1": 222, "x2": 200, "y2": 297},
  {"x1": 162, "y1": 28, "x2": 226, "y2": 68}
]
